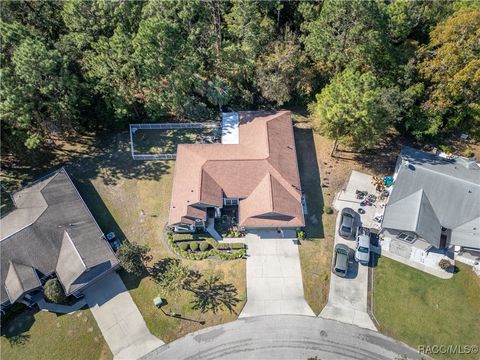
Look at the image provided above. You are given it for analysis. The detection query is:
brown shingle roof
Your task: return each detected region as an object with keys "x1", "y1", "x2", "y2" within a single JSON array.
[{"x1": 169, "y1": 111, "x2": 304, "y2": 228}]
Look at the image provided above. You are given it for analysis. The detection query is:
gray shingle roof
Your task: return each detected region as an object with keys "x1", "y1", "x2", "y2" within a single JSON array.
[
  {"x1": 382, "y1": 147, "x2": 480, "y2": 249},
  {"x1": 5, "y1": 261, "x2": 41, "y2": 303},
  {"x1": 0, "y1": 168, "x2": 118, "y2": 304}
]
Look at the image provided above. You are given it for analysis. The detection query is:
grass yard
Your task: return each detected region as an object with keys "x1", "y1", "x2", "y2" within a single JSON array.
[
  {"x1": 1, "y1": 129, "x2": 246, "y2": 351},
  {"x1": 69, "y1": 132, "x2": 246, "y2": 342},
  {"x1": 0, "y1": 307, "x2": 111, "y2": 360},
  {"x1": 373, "y1": 256, "x2": 480, "y2": 360},
  {"x1": 294, "y1": 124, "x2": 334, "y2": 314},
  {"x1": 132, "y1": 127, "x2": 219, "y2": 155}
]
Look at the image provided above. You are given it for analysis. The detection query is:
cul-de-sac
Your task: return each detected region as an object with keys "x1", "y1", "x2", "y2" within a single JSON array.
[{"x1": 1, "y1": 1, "x2": 479, "y2": 360}]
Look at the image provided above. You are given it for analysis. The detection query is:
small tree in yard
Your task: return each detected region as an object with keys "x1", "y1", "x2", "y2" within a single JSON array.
[
  {"x1": 44, "y1": 278, "x2": 66, "y2": 304},
  {"x1": 439, "y1": 259, "x2": 451, "y2": 270},
  {"x1": 152, "y1": 258, "x2": 199, "y2": 296},
  {"x1": 116, "y1": 242, "x2": 151, "y2": 276}
]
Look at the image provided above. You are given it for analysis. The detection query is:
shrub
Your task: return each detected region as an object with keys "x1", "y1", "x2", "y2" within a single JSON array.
[
  {"x1": 439, "y1": 259, "x2": 451, "y2": 270},
  {"x1": 199, "y1": 242, "x2": 210, "y2": 251},
  {"x1": 324, "y1": 206, "x2": 333, "y2": 214},
  {"x1": 297, "y1": 230, "x2": 305, "y2": 240},
  {"x1": 217, "y1": 243, "x2": 230, "y2": 250},
  {"x1": 172, "y1": 232, "x2": 213, "y2": 242},
  {"x1": 116, "y1": 242, "x2": 152, "y2": 276},
  {"x1": 463, "y1": 148, "x2": 475, "y2": 158},
  {"x1": 190, "y1": 241, "x2": 199, "y2": 251},
  {"x1": 179, "y1": 242, "x2": 190, "y2": 251},
  {"x1": 229, "y1": 242, "x2": 245, "y2": 250},
  {"x1": 44, "y1": 278, "x2": 66, "y2": 304},
  {"x1": 206, "y1": 238, "x2": 219, "y2": 248}
]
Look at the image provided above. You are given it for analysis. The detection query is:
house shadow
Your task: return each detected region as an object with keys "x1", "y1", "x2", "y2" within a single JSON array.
[{"x1": 294, "y1": 127, "x2": 325, "y2": 238}]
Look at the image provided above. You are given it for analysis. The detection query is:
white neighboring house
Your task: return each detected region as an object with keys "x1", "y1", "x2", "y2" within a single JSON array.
[{"x1": 380, "y1": 147, "x2": 480, "y2": 266}]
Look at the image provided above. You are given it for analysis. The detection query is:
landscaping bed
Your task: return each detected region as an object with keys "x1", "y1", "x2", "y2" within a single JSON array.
[{"x1": 167, "y1": 230, "x2": 246, "y2": 261}]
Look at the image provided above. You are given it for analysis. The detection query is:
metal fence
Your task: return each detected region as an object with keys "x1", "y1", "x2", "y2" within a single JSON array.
[
  {"x1": 129, "y1": 122, "x2": 221, "y2": 160},
  {"x1": 130, "y1": 122, "x2": 219, "y2": 132},
  {"x1": 132, "y1": 153, "x2": 177, "y2": 160}
]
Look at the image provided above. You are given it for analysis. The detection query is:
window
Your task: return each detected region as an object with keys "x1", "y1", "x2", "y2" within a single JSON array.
[
  {"x1": 223, "y1": 198, "x2": 238, "y2": 206},
  {"x1": 397, "y1": 232, "x2": 416, "y2": 242}
]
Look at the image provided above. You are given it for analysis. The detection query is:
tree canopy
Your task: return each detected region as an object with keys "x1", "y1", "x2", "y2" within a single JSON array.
[
  {"x1": 1, "y1": 0, "x2": 479, "y2": 154},
  {"x1": 312, "y1": 67, "x2": 400, "y2": 150}
]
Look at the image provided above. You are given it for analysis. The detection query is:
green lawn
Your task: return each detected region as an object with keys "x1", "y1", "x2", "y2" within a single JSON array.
[
  {"x1": 0, "y1": 307, "x2": 111, "y2": 360},
  {"x1": 374, "y1": 256, "x2": 480, "y2": 360}
]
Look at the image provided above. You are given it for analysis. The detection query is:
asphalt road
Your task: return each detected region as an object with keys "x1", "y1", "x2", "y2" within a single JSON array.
[{"x1": 141, "y1": 315, "x2": 423, "y2": 360}]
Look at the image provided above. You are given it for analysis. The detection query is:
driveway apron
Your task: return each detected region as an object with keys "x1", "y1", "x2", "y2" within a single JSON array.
[
  {"x1": 240, "y1": 230, "x2": 315, "y2": 317},
  {"x1": 319, "y1": 213, "x2": 377, "y2": 331},
  {"x1": 84, "y1": 272, "x2": 164, "y2": 359}
]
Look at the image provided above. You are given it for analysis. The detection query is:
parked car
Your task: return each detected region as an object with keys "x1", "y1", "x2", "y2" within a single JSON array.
[
  {"x1": 106, "y1": 232, "x2": 121, "y2": 252},
  {"x1": 355, "y1": 228, "x2": 371, "y2": 265},
  {"x1": 332, "y1": 244, "x2": 350, "y2": 277},
  {"x1": 338, "y1": 208, "x2": 356, "y2": 239}
]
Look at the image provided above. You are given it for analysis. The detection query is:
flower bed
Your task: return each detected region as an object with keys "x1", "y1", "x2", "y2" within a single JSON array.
[{"x1": 166, "y1": 229, "x2": 246, "y2": 261}]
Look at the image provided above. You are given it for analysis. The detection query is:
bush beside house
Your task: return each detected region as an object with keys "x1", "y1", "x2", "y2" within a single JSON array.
[{"x1": 43, "y1": 278, "x2": 66, "y2": 304}]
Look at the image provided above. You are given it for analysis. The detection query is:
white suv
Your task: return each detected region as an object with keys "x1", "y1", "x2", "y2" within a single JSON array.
[{"x1": 354, "y1": 227, "x2": 371, "y2": 265}]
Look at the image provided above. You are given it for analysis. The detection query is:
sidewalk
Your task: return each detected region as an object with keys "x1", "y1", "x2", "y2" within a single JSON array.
[{"x1": 84, "y1": 273, "x2": 164, "y2": 360}]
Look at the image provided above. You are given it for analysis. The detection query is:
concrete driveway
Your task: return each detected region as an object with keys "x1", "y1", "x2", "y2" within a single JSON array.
[
  {"x1": 84, "y1": 272, "x2": 164, "y2": 359},
  {"x1": 319, "y1": 213, "x2": 377, "y2": 331},
  {"x1": 141, "y1": 315, "x2": 423, "y2": 360},
  {"x1": 239, "y1": 230, "x2": 315, "y2": 317}
]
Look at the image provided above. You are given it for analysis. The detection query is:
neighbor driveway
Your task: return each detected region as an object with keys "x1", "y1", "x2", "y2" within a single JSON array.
[
  {"x1": 84, "y1": 272, "x2": 164, "y2": 359},
  {"x1": 319, "y1": 213, "x2": 377, "y2": 331},
  {"x1": 239, "y1": 230, "x2": 315, "y2": 317}
]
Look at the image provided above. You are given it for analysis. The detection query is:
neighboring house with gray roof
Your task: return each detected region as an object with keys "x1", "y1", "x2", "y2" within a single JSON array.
[
  {"x1": 0, "y1": 168, "x2": 119, "y2": 309},
  {"x1": 381, "y1": 147, "x2": 480, "y2": 254}
]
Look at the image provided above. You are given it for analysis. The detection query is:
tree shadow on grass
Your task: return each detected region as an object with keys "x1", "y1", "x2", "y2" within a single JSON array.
[
  {"x1": 1, "y1": 306, "x2": 35, "y2": 347},
  {"x1": 1, "y1": 130, "x2": 173, "y2": 191},
  {"x1": 190, "y1": 275, "x2": 240, "y2": 315},
  {"x1": 294, "y1": 127, "x2": 325, "y2": 238}
]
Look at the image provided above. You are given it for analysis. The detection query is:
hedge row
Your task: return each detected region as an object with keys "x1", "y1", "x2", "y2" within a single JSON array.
[
  {"x1": 166, "y1": 229, "x2": 245, "y2": 261},
  {"x1": 216, "y1": 242, "x2": 246, "y2": 250},
  {"x1": 172, "y1": 233, "x2": 211, "y2": 242}
]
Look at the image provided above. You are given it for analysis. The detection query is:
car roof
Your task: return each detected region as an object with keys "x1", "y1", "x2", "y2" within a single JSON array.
[
  {"x1": 357, "y1": 234, "x2": 370, "y2": 247},
  {"x1": 342, "y1": 208, "x2": 356, "y2": 216}
]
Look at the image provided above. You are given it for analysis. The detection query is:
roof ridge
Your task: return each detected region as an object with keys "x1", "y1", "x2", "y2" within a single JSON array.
[{"x1": 401, "y1": 152, "x2": 480, "y2": 187}]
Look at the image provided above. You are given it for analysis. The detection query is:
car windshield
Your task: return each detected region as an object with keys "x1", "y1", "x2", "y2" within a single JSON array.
[
  {"x1": 358, "y1": 246, "x2": 369, "y2": 253},
  {"x1": 335, "y1": 267, "x2": 346, "y2": 274},
  {"x1": 341, "y1": 226, "x2": 351, "y2": 233}
]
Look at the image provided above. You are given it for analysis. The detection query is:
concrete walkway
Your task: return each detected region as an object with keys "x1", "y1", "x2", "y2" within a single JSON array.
[
  {"x1": 239, "y1": 230, "x2": 315, "y2": 317},
  {"x1": 37, "y1": 297, "x2": 86, "y2": 314},
  {"x1": 141, "y1": 315, "x2": 424, "y2": 360},
  {"x1": 84, "y1": 273, "x2": 164, "y2": 360},
  {"x1": 320, "y1": 213, "x2": 377, "y2": 331}
]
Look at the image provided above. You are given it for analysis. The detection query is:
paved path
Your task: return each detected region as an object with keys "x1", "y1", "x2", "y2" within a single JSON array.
[
  {"x1": 320, "y1": 213, "x2": 377, "y2": 331},
  {"x1": 141, "y1": 315, "x2": 423, "y2": 360},
  {"x1": 239, "y1": 230, "x2": 315, "y2": 317},
  {"x1": 84, "y1": 273, "x2": 164, "y2": 359}
]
